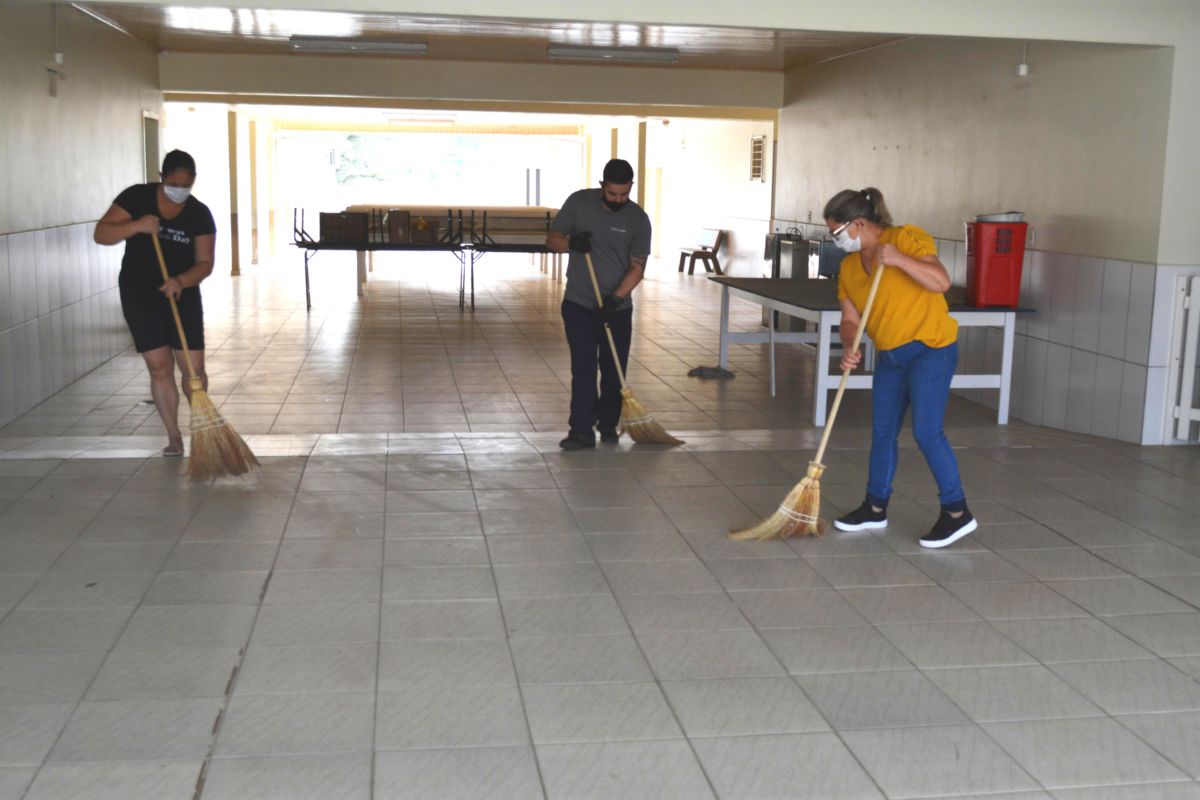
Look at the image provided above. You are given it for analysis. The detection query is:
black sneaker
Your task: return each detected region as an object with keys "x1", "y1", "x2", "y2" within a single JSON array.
[
  {"x1": 558, "y1": 430, "x2": 596, "y2": 450},
  {"x1": 834, "y1": 501, "x2": 888, "y2": 532},
  {"x1": 598, "y1": 427, "x2": 620, "y2": 444},
  {"x1": 919, "y1": 507, "x2": 978, "y2": 549}
]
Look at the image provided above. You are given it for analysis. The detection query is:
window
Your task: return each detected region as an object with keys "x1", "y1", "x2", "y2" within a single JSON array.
[{"x1": 750, "y1": 136, "x2": 765, "y2": 182}]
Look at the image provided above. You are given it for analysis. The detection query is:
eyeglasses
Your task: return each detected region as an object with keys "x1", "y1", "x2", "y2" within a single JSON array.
[{"x1": 830, "y1": 220, "x2": 852, "y2": 237}]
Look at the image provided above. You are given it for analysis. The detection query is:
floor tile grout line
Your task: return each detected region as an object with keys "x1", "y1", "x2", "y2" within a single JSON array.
[
  {"x1": 651, "y1": 493, "x2": 1063, "y2": 797},
  {"x1": 11, "y1": 460, "x2": 211, "y2": 795},
  {"x1": 715, "y1": 551, "x2": 919, "y2": 799},
  {"x1": 558, "y1": 482, "x2": 727, "y2": 800},
  {"x1": 368, "y1": 446, "x2": 389, "y2": 800},
  {"x1": 764, "y1": 584, "x2": 1056, "y2": 798},
  {"x1": 184, "y1": 469, "x2": 299, "y2": 800},
  {"x1": 469, "y1": 445, "x2": 552, "y2": 800},
  {"x1": 845, "y1": 528, "x2": 1200, "y2": 793}
]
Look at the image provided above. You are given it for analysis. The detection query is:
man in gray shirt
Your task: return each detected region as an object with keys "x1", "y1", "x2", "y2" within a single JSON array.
[{"x1": 546, "y1": 159, "x2": 653, "y2": 449}]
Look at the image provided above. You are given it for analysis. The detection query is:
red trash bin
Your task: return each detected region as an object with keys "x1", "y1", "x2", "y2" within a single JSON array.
[{"x1": 965, "y1": 221, "x2": 1028, "y2": 307}]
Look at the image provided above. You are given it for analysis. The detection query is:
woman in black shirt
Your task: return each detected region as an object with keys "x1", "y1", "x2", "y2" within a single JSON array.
[{"x1": 94, "y1": 150, "x2": 217, "y2": 457}]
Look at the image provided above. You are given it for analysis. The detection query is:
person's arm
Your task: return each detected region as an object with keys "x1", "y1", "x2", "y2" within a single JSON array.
[
  {"x1": 159, "y1": 234, "x2": 215, "y2": 300},
  {"x1": 94, "y1": 203, "x2": 158, "y2": 245},
  {"x1": 611, "y1": 255, "x2": 646, "y2": 300},
  {"x1": 547, "y1": 196, "x2": 575, "y2": 253},
  {"x1": 879, "y1": 243, "x2": 950, "y2": 293},
  {"x1": 839, "y1": 297, "x2": 864, "y2": 371},
  {"x1": 611, "y1": 215, "x2": 651, "y2": 300},
  {"x1": 546, "y1": 230, "x2": 569, "y2": 253}
]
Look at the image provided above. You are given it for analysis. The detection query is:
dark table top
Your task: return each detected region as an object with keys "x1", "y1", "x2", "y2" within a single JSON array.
[
  {"x1": 709, "y1": 276, "x2": 1033, "y2": 313},
  {"x1": 293, "y1": 240, "x2": 551, "y2": 254},
  {"x1": 469, "y1": 242, "x2": 552, "y2": 253},
  {"x1": 293, "y1": 240, "x2": 462, "y2": 252}
]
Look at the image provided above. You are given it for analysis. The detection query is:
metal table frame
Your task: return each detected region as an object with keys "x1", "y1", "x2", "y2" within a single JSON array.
[
  {"x1": 465, "y1": 244, "x2": 558, "y2": 310},
  {"x1": 293, "y1": 209, "x2": 558, "y2": 311},
  {"x1": 294, "y1": 241, "x2": 468, "y2": 310},
  {"x1": 713, "y1": 277, "x2": 1031, "y2": 427}
]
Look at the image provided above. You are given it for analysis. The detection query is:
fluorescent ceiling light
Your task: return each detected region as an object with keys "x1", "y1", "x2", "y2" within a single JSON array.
[
  {"x1": 386, "y1": 116, "x2": 457, "y2": 125},
  {"x1": 289, "y1": 36, "x2": 427, "y2": 55},
  {"x1": 547, "y1": 45, "x2": 679, "y2": 64}
]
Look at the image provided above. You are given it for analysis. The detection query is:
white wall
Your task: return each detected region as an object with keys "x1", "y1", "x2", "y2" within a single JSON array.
[
  {"x1": 1, "y1": 5, "x2": 161, "y2": 233},
  {"x1": 0, "y1": 3, "x2": 160, "y2": 429},
  {"x1": 775, "y1": 38, "x2": 1172, "y2": 263},
  {"x1": 655, "y1": 118, "x2": 774, "y2": 278}
]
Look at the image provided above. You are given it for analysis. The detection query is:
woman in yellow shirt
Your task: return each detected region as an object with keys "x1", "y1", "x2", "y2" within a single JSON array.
[{"x1": 825, "y1": 188, "x2": 977, "y2": 548}]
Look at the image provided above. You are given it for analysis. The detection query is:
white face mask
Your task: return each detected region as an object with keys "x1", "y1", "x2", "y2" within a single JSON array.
[
  {"x1": 163, "y1": 185, "x2": 191, "y2": 204},
  {"x1": 833, "y1": 224, "x2": 861, "y2": 253}
]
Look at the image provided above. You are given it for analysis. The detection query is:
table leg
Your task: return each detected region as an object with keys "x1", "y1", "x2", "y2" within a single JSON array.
[
  {"x1": 718, "y1": 287, "x2": 731, "y2": 368},
  {"x1": 814, "y1": 313, "x2": 836, "y2": 427},
  {"x1": 356, "y1": 251, "x2": 367, "y2": 297},
  {"x1": 769, "y1": 321, "x2": 776, "y2": 397},
  {"x1": 999, "y1": 312, "x2": 1015, "y2": 424},
  {"x1": 470, "y1": 251, "x2": 476, "y2": 310},
  {"x1": 459, "y1": 255, "x2": 466, "y2": 310},
  {"x1": 304, "y1": 250, "x2": 312, "y2": 311}
]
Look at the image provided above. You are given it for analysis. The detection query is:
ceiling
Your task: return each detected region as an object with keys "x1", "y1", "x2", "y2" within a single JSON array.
[{"x1": 80, "y1": 3, "x2": 905, "y2": 72}]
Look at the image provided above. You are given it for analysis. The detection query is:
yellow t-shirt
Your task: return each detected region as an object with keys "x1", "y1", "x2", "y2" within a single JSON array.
[{"x1": 836, "y1": 224, "x2": 958, "y2": 352}]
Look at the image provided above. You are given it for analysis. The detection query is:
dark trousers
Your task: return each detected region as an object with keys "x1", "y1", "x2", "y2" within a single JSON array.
[{"x1": 561, "y1": 299, "x2": 632, "y2": 435}]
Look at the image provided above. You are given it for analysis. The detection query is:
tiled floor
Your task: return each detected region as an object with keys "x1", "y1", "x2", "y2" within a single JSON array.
[{"x1": 1, "y1": 253, "x2": 1199, "y2": 799}]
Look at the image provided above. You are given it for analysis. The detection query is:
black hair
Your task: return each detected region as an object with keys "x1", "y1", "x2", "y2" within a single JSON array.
[
  {"x1": 823, "y1": 187, "x2": 893, "y2": 228},
  {"x1": 161, "y1": 149, "x2": 197, "y2": 178},
  {"x1": 601, "y1": 158, "x2": 634, "y2": 185}
]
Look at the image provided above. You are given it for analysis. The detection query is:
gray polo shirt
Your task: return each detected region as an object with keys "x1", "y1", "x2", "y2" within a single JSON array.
[{"x1": 551, "y1": 188, "x2": 652, "y2": 310}]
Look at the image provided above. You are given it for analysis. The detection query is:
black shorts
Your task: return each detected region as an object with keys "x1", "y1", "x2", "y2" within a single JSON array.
[{"x1": 119, "y1": 285, "x2": 205, "y2": 353}]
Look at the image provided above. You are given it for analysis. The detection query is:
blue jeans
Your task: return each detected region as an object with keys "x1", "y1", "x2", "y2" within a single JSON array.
[{"x1": 866, "y1": 340, "x2": 966, "y2": 512}]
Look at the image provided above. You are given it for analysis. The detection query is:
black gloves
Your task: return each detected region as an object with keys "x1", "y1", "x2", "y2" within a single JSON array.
[
  {"x1": 568, "y1": 231, "x2": 592, "y2": 253},
  {"x1": 596, "y1": 294, "x2": 621, "y2": 323}
]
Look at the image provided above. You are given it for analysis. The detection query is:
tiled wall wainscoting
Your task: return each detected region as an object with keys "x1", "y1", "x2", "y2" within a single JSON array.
[
  {"x1": 775, "y1": 219, "x2": 1200, "y2": 445},
  {"x1": 0, "y1": 223, "x2": 127, "y2": 429},
  {"x1": 951, "y1": 253, "x2": 1200, "y2": 445},
  {"x1": 957, "y1": 249, "x2": 1156, "y2": 444}
]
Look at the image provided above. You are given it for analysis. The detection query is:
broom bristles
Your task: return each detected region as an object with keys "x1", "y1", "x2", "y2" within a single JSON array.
[
  {"x1": 185, "y1": 388, "x2": 260, "y2": 481},
  {"x1": 729, "y1": 461, "x2": 825, "y2": 540},
  {"x1": 619, "y1": 388, "x2": 684, "y2": 446}
]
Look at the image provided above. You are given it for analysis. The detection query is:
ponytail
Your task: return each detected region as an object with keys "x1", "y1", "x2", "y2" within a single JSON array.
[{"x1": 823, "y1": 187, "x2": 893, "y2": 227}]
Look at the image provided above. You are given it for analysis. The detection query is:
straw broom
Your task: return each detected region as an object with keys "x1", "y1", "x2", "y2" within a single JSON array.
[
  {"x1": 730, "y1": 262, "x2": 886, "y2": 540},
  {"x1": 151, "y1": 234, "x2": 259, "y2": 480},
  {"x1": 583, "y1": 252, "x2": 683, "y2": 446}
]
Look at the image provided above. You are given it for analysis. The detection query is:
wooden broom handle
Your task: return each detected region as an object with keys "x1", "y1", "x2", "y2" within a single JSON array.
[
  {"x1": 150, "y1": 233, "x2": 200, "y2": 382},
  {"x1": 813, "y1": 262, "x2": 886, "y2": 464},
  {"x1": 583, "y1": 252, "x2": 629, "y2": 390}
]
